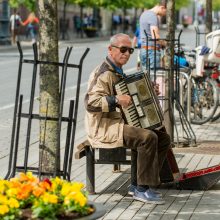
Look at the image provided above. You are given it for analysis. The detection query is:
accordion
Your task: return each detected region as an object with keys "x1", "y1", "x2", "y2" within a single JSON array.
[{"x1": 114, "y1": 71, "x2": 164, "y2": 130}]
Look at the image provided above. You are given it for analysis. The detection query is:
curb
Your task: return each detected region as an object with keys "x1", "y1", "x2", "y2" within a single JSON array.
[{"x1": 0, "y1": 36, "x2": 111, "y2": 53}]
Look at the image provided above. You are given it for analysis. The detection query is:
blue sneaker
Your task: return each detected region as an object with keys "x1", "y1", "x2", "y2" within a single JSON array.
[
  {"x1": 128, "y1": 184, "x2": 136, "y2": 196},
  {"x1": 149, "y1": 188, "x2": 162, "y2": 198},
  {"x1": 128, "y1": 185, "x2": 162, "y2": 197},
  {"x1": 133, "y1": 189, "x2": 165, "y2": 205}
]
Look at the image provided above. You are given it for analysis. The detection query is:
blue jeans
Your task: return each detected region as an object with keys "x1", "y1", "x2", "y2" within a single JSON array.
[
  {"x1": 27, "y1": 24, "x2": 37, "y2": 40},
  {"x1": 140, "y1": 49, "x2": 162, "y2": 70}
]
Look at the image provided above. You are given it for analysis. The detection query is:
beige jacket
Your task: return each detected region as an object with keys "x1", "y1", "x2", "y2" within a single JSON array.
[{"x1": 84, "y1": 58, "x2": 125, "y2": 148}]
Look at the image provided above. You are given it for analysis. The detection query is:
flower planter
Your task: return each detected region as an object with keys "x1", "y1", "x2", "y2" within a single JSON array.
[
  {"x1": 0, "y1": 172, "x2": 106, "y2": 220},
  {"x1": 84, "y1": 29, "x2": 97, "y2": 38},
  {"x1": 20, "y1": 202, "x2": 106, "y2": 220}
]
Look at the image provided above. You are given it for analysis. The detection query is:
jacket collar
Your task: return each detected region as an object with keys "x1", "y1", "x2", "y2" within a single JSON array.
[{"x1": 106, "y1": 56, "x2": 127, "y2": 78}]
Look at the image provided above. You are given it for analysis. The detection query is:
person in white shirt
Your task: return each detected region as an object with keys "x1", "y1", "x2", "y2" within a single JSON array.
[{"x1": 9, "y1": 9, "x2": 23, "y2": 45}]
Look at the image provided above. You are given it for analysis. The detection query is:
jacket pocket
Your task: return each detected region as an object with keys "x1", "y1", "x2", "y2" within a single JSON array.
[{"x1": 96, "y1": 118, "x2": 120, "y2": 143}]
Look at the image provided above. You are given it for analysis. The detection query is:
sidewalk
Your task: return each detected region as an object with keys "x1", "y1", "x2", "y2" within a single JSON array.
[
  {"x1": 70, "y1": 95, "x2": 220, "y2": 219},
  {"x1": 71, "y1": 128, "x2": 220, "y2": 220},
  {"x1": 81, "y1": 119, "x2": 220, "y2": 220}
]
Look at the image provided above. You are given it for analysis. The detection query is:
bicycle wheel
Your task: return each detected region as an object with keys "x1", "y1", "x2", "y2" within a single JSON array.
[
  {"x1": 211, "y1": 90, "x2": 220, "y2": 122},
  {"x1": 211, "y1": 105, "x2": 220, "y2": 122},
  {"x1": 190, "y1": 77, "x2": 219, "y2": 125}
]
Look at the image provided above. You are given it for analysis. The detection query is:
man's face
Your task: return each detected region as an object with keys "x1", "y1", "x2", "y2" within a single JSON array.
[{"x1": 109, "y1": 37, "x2": 133, "y2": 67}]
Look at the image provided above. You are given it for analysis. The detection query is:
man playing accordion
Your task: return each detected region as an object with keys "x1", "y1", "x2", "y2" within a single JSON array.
[{"x1": 84, "y1": 33, "x2": 170, "y2": 205}]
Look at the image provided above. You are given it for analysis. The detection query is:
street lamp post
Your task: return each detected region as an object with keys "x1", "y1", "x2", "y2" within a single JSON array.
[{"x1": 0, "y1": 0, "x2": 10, "y2": 45}]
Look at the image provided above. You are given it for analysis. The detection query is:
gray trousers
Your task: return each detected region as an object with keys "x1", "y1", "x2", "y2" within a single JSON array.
[{"x1": 123, "y1": 124, "x2": 170, "y2": 186}]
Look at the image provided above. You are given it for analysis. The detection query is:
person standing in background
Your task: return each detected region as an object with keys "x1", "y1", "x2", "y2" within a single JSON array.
[
  {"x1": 73, "y1": 14, "x2": 81, "y2": 37},
  {"x1": 139, "y1": 1, "x2": 167, "y2": 70},
  {"x1": 23, "y1": 12, "x2": 39, "y2": 43},
  {"x1": 132, "y1": 22, "x2": 142, "y2": 70},
  {"x1": 9, "y1": 9, "x2": 23, "y2": 45}
]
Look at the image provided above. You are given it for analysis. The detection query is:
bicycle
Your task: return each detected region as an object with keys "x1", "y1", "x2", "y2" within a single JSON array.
[
  {"x1": 178, "y1": 48, "x2": 219, "y2": 125},
  {"x1": 209, "y1": 64, "x2": 220, "y2": 122}
]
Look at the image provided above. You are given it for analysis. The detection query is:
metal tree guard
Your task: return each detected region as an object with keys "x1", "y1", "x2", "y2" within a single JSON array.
[{"x1": 5, "y1": 41, "x2": 89, "y2": 180}]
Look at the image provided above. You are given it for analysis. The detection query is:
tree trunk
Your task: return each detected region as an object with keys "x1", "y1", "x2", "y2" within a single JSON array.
[
  {"x1": 206, "y1": 0, "x2": 212, "y2": 33},
  {"x1": 38, "y1": 0, "x2": 60, "y2": 176},
  {"x1": 111, "y1": 12, "x2": 114, "y2": 36},
  {"x1": 80, "y1": 5, "x2": 84, "y2": 38},
  {"x1": 164, "y1": 0, "x2": 175, "y2": 141},
  {"x1": 61, "y1": 1, "x2": 67, "y2": 40},
  {"x1": 123, "y1": 8, "x2": 126, "y2": 33}
]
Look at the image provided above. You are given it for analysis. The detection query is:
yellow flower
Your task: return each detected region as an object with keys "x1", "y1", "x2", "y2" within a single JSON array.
[
  {"x1": 26, "y1": 171, "x2": 33, "y2": 178},
  {"x1": 61, "y1": 182, "x2": 84, "y2": 197},
  {"x1": 6, "y1": 188, "x2": 18, "y2": 197},
  {"x1": 7, "y1": 198, "x2": 19, "y2": 209},
  {"x1": 51, "y1": 177, "x2": 63, "y2": 191},
  {"x1": 0, "y1": 195, "x2": 8, "y2": 205},
  {"x1": 71, "y1": 182, "x2": 84, "y2": 192},
  {"x1": 61, "y1": 182, "x2": 71, "y2": 196},
  {"x1": 64, "y1": 191, "x2": 87, "y2": 207},
  {"x1": 53, "y1": 177, "x2": 63, "y2": 185},
  {"x1": 0, "y1": 204, "x2": 9, "y2": 215},
  {"x1": 74, "y1": 192, "x2": 87, "y2": 207},
  {"x1": 0, "y1": 180, "x2": 9, "y2": 193},
  {"x1": 0, "y1": 185, "x2": 5, "y2": 194},
  {"x1": 42, "y1": 193, "x2": 58, "y2": 204}
]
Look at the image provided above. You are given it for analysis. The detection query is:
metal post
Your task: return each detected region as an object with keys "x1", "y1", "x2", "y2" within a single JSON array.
[
  {"x1": 23, "y1": 43, "x2": 38, "y2": 172},
  {"x1": 4, "y1": 42, "x2": 23, "y2": 179},
  {"x1": 11, "y1": 95, "x2": 23, "y2": 178},
  {"x1": 85, "y1": 146, "x2": 95, "y2": 194}
]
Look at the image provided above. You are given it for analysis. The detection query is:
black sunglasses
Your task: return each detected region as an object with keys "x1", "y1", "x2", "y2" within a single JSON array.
[{"x1": 111, "y1": 45, "x2": 134, "y2": 54}]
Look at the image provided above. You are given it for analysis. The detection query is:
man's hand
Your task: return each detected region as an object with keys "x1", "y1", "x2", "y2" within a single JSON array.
[
  {"x1": 152, "y1": 82, "x2": 161, "y2": 96},
  {"x1": 116, "y1": 95, "x2": 132, "y2": 108}
]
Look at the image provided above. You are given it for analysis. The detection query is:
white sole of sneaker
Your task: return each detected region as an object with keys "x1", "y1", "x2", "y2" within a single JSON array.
[
  {"x1": 133, "y1": 196, "x2": 165, "y2": 205},
  {"x1": 128, "y1": 191, "x2": 134, "y2": 196}
]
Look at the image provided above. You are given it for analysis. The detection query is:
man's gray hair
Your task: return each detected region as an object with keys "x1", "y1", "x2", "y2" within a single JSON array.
[{"x1": 110, "y1": 33, "x2": 131, "y2": 45}]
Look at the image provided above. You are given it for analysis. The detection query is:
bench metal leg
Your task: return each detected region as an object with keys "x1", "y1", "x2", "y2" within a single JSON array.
[
  {"x1": 85, "y1": 146, "x2": 95, "y2": 194},
  {"x1": 113, "y1": 164, "x2": 121, "y2": 172}
]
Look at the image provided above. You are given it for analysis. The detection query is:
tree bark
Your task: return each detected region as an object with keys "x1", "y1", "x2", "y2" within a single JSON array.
[
  {"x1": 164, "y1": 0, "x2": 175, "y2": 141},
  {"x1": 206, "y1": 0, "x2": 212, "y2": 33},
  {"x1": 61, "y1": 1, "x2": 67, "y2": 40},
  {"x1": 38, "y1": 0, "x2": 60, "y2": 176},
  {"x1": 80, "y1": 5, "x2": 84, "y2": 38}
]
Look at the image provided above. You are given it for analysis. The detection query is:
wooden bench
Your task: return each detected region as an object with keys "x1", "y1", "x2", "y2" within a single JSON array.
[{"x1": 75, "y1": 140, "x2": 176, "y2": 194}]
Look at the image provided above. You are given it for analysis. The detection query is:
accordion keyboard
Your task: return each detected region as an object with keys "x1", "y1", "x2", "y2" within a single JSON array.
[{"x1": 115, "y1": 81, "x2": 141, "y2": 127}]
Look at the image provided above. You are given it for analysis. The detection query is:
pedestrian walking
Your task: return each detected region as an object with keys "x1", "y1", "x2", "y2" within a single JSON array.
[
  {"x1": 9, "y1": 9, "x2": 23, "y2": 45},
  {"x1": 23, "y1": 12, "x2": 39, "y2": 43}
]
